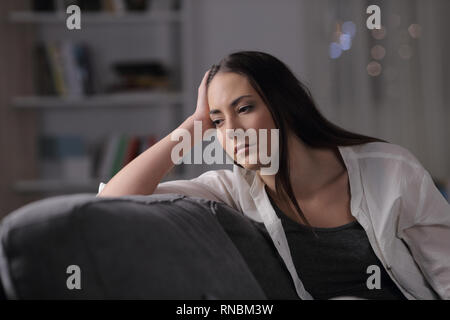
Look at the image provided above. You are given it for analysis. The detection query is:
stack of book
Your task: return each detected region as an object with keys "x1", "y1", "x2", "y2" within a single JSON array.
[
  {"x1": 33, "y1": 41, "x2": 94, "y2": 97},
  {"x1": 107, "y1": 61, "x2": 171, "y2": 92}
]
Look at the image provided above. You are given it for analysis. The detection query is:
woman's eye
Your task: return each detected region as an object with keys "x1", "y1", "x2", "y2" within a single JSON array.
[
  {"x1": 238, "y1": 105, "x2": 252, "y2": 113},
  {"x1": 211, "y1": 105, "x2": 252, "y2": 127}
]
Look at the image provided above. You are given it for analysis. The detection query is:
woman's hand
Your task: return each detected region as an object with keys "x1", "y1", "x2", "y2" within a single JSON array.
[
  {"x1": 99, "y1": 69, "x2": 216, "y2": 197},
  {"x1": 192, "y1": 69, "x2": 215, "y2": 132}
]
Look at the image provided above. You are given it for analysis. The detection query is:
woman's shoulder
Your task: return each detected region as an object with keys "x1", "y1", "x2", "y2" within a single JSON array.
[
  {"x1": 195, "y1": 166, "x2": 254, "y2": 184},
  {"x1": 192, "y1": 167, "x2": 252, "y2": 193},
  {"x1": 343, "y1": 142, "x2": 424, "y2": 171},
  {"x1": 193, "y1": 168, "x2": 235, "y2": 184}
]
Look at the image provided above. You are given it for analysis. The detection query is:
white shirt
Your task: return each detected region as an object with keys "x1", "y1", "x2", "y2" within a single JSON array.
[{"x1": 97, "y1": 142, "x2": 450, "y2": 300}]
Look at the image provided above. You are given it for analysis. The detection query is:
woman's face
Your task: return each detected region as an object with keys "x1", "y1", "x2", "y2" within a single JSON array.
[{"x1": 207, "y1": 72, "x2": 278, "y2": 170}]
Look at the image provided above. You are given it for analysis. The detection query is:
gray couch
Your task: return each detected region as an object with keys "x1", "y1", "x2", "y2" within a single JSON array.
[{"x1": 0, "y1": 193, "x2": 299, "y2": 300}]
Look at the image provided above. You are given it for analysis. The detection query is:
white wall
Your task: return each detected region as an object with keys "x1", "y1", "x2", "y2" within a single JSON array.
[
  {"x1": 187, "y1": 0, "x2": 449, "y2": 182},
  {"x1": 186, "y1": 0, "x2": 309, "y2": 177},
  {"x1": 34, "y1": 0, "x2": 449, "y2": 182}
]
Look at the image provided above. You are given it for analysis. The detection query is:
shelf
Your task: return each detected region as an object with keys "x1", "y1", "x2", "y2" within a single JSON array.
[
  {"x1": 7, "y1": 3, "x2": 196, "y2": 198},
  {"x1": 13, "y1": 173, "x2": 187, "y2": 194},
  {"x1": 12, "y1": 91, "x2": 184, "y2": 109},
  {"x1": 9, "y1": 11, "x2": 184, "y2": 24},
  {"x1": 13, "y1": 179, "x2": 100, "y2": 193}
]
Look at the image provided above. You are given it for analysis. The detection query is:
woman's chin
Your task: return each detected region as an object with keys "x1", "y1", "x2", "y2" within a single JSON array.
[
  {"x1": 239, "y1": 163, "x2": 260, "y2": 170},
  {"x1": 234, "y1": 156, "x2": 261, "y2": 170}
]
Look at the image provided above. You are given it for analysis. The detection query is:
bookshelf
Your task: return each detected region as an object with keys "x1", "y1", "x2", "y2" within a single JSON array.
[
  {"x1": 9, "y1": 11, "x2": 185, "y2": 24},
  {"x1": 12, "y1": 92, "x2": 184, "y2": 109},
  {"x1": 13, "y1": 172, "x2": 182, "y2": 194},
  {"x1": 10, "y1": 0, "x2": 195, "y2": 195}
]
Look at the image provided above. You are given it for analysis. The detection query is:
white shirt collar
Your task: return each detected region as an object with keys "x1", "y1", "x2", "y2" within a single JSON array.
[{"x1": 233, "y1": 145, "x2": 364, "y2": 219}]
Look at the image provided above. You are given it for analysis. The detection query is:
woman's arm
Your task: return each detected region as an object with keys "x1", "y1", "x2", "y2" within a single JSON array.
[
  {"x1": 399, "y1": 168, "x2": 450, "y2": 299},
  {"x1": 97, "y1": 115, "x2": 198, "y2": 197},
  {"x1": 97, "y1": 70, "x2": 214, "y2": 197}
]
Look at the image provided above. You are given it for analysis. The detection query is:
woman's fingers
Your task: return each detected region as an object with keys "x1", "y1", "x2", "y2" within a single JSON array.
[{"x1": 192, "y1": 69, "x2": 214, "y2": 131}]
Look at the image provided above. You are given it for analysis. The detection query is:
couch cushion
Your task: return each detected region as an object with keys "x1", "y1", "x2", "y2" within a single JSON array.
[
  {"x1": 0, "y1": 193, "x2": 267, "y2": 299},
  {"x1": 212, "y1": 201, "x2": 299, "y2": 300}
]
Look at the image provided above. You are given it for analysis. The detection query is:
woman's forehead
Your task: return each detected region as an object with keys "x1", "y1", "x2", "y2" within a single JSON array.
[{"x1": 208, "y1": 73, "x2": 255, "y2": 107}]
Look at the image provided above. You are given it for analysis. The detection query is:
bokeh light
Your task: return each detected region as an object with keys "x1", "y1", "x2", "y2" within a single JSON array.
[
  {"x1": 332, "y1": 31, "x2": 341, "y2": 43},
  {"x1": 342, "y1": 21, "x2": 356, "y2": 38},
  {"x1": 329, "y1": 20, "x2": 356, "y2": 59},
  {"x1": 371, "y1": 45, "x2": 386, "y2": 60},
  {"x1": 340, "y1": 34, "x2": 352, "y2": 51},
  {"x1": 371, "y1": 26, "x2": 386, "y2": 40},
  {"x1": 408, "y1": 24, "x2": 422, "y2": 39},
  {"x1": 367, "y1": 61, "x2": 382, "y2": 76},
  {"x1": 329, "y1": 42, "x2": 342, "y2": 59}
]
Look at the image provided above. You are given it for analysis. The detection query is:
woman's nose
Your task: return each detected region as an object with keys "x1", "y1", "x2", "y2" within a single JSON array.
[
  {"x1": 224, "y1": 118, "x2": 239, "y2": 138},
  {"x1": 225, "y1": 125, "x2": 247, "y2": 141},
  {"x1": 226, "y1": 129, "x2": 249, "y2": 150},
  {"x1": 226, "y1": 127, "x2": 236, "y2": 139},
  {"x1": 226, "y1": 114, "x2": 248, "y2": 131}
]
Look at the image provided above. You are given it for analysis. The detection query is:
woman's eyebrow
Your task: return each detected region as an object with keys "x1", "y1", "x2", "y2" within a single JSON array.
[{"x1": 209, "y1": 95, "x2": 252, "y2": 115}]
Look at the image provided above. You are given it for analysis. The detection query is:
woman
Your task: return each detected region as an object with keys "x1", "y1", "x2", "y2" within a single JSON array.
[{"x1": 98, "y1": 51, "x2": 450, "y2": 300}]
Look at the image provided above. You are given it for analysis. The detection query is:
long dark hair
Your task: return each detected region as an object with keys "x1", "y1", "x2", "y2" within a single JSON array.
[{"x1": 206, "y1": 51, "x2": 385, "y2": 227}]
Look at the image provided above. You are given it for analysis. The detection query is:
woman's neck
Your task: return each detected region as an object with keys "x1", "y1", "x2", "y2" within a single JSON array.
[{"x1": 258, "y1": 132, "x2": 347, "y2": 202}]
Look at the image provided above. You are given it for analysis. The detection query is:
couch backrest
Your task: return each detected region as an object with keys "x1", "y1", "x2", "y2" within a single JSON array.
[{"x1": 0, "y1": 193, "x2": 298, "y2": 300}]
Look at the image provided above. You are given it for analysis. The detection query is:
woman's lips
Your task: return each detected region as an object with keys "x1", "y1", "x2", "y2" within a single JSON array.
[
  {"x1": 235, "y1": 144, "x2": 247, "y2": 154},
  {"x1": 235, "y1": 144, "x2": 255, "y2": 154}
]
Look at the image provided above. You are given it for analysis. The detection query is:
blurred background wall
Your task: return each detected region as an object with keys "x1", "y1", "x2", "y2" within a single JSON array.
[
  {"x1": 0, "y1": 0, "x2": 448, "y2": 218},
  {"x1": 0, "y1": 1, "x2": 41, "y2": 218}
]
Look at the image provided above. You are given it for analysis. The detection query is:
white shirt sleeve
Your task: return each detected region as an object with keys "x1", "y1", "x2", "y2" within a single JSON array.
[
  {"x1": 98, "y1": 182, "x2": 106, "y2": 194},
  {"x1": 152, "y1": 169, "x2": 239, "y2": 210},
  {"x1": 96, "y1": 169, "x2": 240, "y2": 211},
  {"x1": 399, "y1": 166, "x2": 450, "y2": 299}
]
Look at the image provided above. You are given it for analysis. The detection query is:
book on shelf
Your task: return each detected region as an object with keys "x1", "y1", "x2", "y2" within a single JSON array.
[
  {"x1": 38, "y1": 134, "x2": 92, "y2": 181},
  {"x1": 47, "y1": 42, "x2": 67, "y2": 96},
  {"x1": 32, "y1": 0, "x2": 56, "y2": 11},
  {"x1": 33, "y1": 44, "x2": 56, "y2": 95},
  {"x1": 98, "y1": 133, "x2": 159, "y2": 181},
  {"x1": 61, "y1": 42, "x2": 84, "y2": 97},
  {"x1": 33, "y1": 41, "x2": 94, "y2": 97},
  {"x1": 98, "y1": 134, "x2": 120, "y2": 180},
  {"x1": 110, "y1": 135, "x2": 128, "y2": 177},
  {"x1": 37, "y1": 133, "x2": 184, "y2": 184},
  {"x1": 123, "y1": 135, "x2": 140, "y2": 166},
  {"x1": 102, "y1": 0, "x2": 126, "y2": 13}
]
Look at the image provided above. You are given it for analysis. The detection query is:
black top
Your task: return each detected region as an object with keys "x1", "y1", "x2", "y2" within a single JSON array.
[{"x1": 267, "y1": 194, "x2": 407, "y2": 300}]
